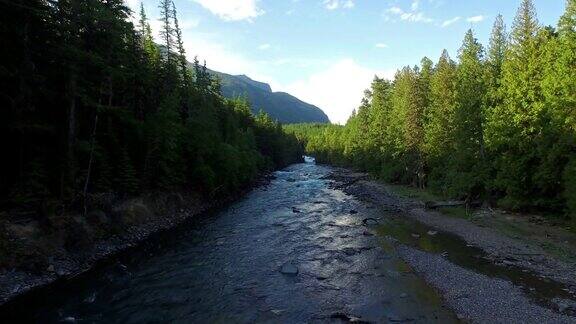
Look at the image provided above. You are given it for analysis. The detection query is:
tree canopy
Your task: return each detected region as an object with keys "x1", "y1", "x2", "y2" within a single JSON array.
[{"x1": 286, "y1": 0, "x2": 576, "y2": 225}]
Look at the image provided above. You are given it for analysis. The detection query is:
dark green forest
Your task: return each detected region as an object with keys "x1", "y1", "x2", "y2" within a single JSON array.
[
  {"x1": 0, "y1": 0, "x2": 303, "y2": 209},
  {"x1": 287, "y1": 0, "x2": 576, "y2": 224}
]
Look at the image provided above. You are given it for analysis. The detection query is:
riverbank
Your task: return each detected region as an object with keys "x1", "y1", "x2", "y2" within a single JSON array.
[
  {"x1": 0, "y1": 173, "x2": 276, "y2": 306},
  {"x1": 328, "y1": 167, "x2": 576, "y2": 322}
]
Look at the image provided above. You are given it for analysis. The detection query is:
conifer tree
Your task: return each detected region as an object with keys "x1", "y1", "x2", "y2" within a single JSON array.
[
  {"x1": 425, "y1": 50, "x2": 457, "y2": 169},
  {"x1": 485, "y1": 0, "x2": 545, "y2": 208},
  {"x1": 171, "y1": 1, "x2": 190, "y2": 85},
  {"x1": 138, "y1": 3, "x2": 159, "y2": 63},
  {"x1": 451, "y1": 29, "x2": 487, "y2": 198},
  {"x1": 159, "y1": 0, "x2": 174, "y2": 64},
  {"x1": 543, "y1": 0, "x2": 576, "y2": 220},
  {"x1": 486, "y1": 15, "x2": 507, "y2": 111}
]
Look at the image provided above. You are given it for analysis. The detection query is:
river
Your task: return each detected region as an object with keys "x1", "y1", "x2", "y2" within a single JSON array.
[{"x1": 0, "y1": 158, "x2": 458, "y2": 323}]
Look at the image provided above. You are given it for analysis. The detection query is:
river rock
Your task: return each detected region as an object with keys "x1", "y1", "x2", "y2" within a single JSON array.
[
  {"x1": 84, "y1": 292, "x2": 97, "y2": 304},
  {"x1": 427, "y1": 230, "x2": 438, "y2": 236},
  {"x1": 362, "y1": 218, "x2": 379, "y2": 225},
  {"x1": 390, "y1": 316, "x2": 415, "y2": 322},
  {"x1": 280, "y1": 262, "x2": 298, "y2": 276}
]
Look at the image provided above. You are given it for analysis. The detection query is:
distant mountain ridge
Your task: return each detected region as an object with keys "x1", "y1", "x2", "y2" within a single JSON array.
[{"x1": 209, "y1": 70, "x2": 330, "y2": 124}]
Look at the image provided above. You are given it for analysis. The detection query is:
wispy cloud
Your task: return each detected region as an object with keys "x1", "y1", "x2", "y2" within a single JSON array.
[
  {"x1": 323, "y1": 0, "x2": 354, "y2": 10},
  {"x1": 441, "y1": 16, "x2": 461, "y2": 27},
  {"x1": 375, "y1": 43, "x2": 388, "y2": 48},
  {"x1": 258, "y1": 43, "x2": 271, "y2": 50},
  {"x1": 466, "y1": 15, "x2": 485, "y2": 23},
  {"x1": 384, "y1": 5, "x2": 433, "y2": 23},
  {"x1": 191, "y1": 0, "x2": 264, "y2": 22}
]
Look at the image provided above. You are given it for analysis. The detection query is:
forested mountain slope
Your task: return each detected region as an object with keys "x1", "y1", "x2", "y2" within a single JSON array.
[{"x1": 210, "y1": 70, "x2": 330, "y2": 124}]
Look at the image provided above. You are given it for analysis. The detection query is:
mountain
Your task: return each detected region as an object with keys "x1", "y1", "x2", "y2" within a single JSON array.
[{"x1": 210, "y1": 70, "x2": 330, "y2": 124}]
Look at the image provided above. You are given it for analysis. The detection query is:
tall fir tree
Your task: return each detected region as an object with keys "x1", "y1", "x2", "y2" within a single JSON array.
[
  {"x1": 450, "y1": 29, "x2": 488, "y2": 198},
  {"x1": 425, "y1": 50, "x2": 457, "y2": 175},
  {"x1": 486, "y1": 15, "x2": 507, "y2": 111},
  {"x1": 543, "y1": 0, "x2": 576, "y2": 220},
  {"x1": 485, "y1": 0, "x2": 547, "y2": 208},
  {"x1": 159, "y1": 0, "x2": 174, "y2": 64}
]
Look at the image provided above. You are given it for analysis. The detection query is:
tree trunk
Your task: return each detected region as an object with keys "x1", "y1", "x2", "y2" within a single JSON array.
[
  {"x1": 83, "y1": 115, "x2": 98, "y2": 215},
  {"x1": 64, "y1": 71, "x2": 77, "y2": 197}
]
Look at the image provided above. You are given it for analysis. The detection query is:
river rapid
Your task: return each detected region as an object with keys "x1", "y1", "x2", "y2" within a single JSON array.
[{"x1": 0, "y1": 158, "x2": 457, "y2": 323}]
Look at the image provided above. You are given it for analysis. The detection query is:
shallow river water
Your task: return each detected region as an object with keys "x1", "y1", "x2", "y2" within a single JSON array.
[{"x1": 1, "y1": 159, "x2": 458, "y2": 323}]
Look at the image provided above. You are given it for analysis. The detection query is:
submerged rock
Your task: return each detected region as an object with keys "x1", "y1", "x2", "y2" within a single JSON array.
[
  {"x1": 362, "y1": 218, "x2": 379, "y2": 225},
  {"x1": 270, "y1": 309, "x2": 284, "y2": 315},
  {"x1": 279, "y1": 262, "x2": 298, "y2": 276},
  {"x1": 329, "y1": 312, "x2": 366, "y2": 323}
]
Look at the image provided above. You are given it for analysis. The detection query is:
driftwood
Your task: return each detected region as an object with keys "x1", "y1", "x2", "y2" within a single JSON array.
[{"x1": 425, "y1": 200, "x2": 481, "y2": 210}]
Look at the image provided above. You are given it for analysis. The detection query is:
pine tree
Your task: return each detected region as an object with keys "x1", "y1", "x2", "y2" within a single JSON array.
[
  {"x1": 159, "y1": 0, "x2": 174, "y2": 64},
  {"x1": 419, "y1": 57, "x2": 434, "y2": 123},
  {"x1": 485, "y1": 0, "x2": 545, "y2": 208},
  {"x1": 171, "y1": 1, "x2": 190, "y2": 85},
  {"x1": 390, "y1": 67, "x2": 426, "y2": 187},
  {"x1": 486, "y1": 15, "x2": 507, "y2": 111},
  {"x1": 138, "y1": 3, "x2": 159, "y2": 63},
  {"x1": 451, "y1": 29, "x2": 487, "y2": 198},
  {"x1": 425, "y1": 51, "x2": 457, "y2": 161},
  {"x1": 543, "y1": 0, "x2": 576, "y2": 220},
  {"x1": 559, "y1": 0, "x2": 576, "y2": 34}
]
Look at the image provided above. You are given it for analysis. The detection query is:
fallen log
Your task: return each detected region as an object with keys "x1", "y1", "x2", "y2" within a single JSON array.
[{"x1": 425, "y1": 201, "x2": 481, "y2": 210}]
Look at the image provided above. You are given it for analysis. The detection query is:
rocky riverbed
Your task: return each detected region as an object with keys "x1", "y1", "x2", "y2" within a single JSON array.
[
  {"x1": 2, "y1": 159, "x2": 575, "y2": 323},
  {"x1": 0, "y1": 159, "x2": 456, "y2": 323},
  {"x1": 328, "y1": 167, "x2": 576, "y2": 323}
]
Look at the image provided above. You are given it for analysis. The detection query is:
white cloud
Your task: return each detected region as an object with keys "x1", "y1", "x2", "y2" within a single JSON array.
[
  {"x1": 411, "y1": 0, "x2": 420, "y2": 11},
  {"x1": 258, "y1": 43, "x2": 271, "y2": 50},
  {"x1": 385, "y1": 5, "x2": 433, "y2": 23},
  {"x1": 441, "y1": 16, "x2": 461, "y2": 27},
  {"x1": 124, "y1": 0, "x2": 139, "y2": 10},
  {"x1": 375, "y1": 43, "x2": 388, "y2": 48},
  {"x1": 387, "y1": 6, "x2": 403, "y2": 15},
  {"x1": 280, "y1": 59, "x2": 395, "y2": 124},
  {"x1": 323, "y1": 0, "x2": 354, "y2": 10},
  {"x1": 191, "y1": 0, "x2": 264, "y2": 22},
  {"x1": 467, "y1": 15, "x2": 485, "y2": 23}
]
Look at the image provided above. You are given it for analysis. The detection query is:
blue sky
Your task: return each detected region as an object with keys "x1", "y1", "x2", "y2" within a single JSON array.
[{"x1": 126, "y1": 0, "x2": 567, "y2": 123}]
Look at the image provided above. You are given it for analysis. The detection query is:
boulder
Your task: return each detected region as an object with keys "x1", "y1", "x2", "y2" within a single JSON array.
[{"x1": 279, "y1": 262, "x2": 298, "y2": 276}]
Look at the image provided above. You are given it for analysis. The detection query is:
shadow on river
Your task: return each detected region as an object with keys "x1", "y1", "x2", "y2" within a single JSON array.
[{"x1": 0, "y1": 158, "x2": 458, "y2": 323}]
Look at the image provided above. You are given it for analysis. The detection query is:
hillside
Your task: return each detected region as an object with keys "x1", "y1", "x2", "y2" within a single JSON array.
[{"x1": 210, "y1": 70, "x2": 330, "y2": 124}]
